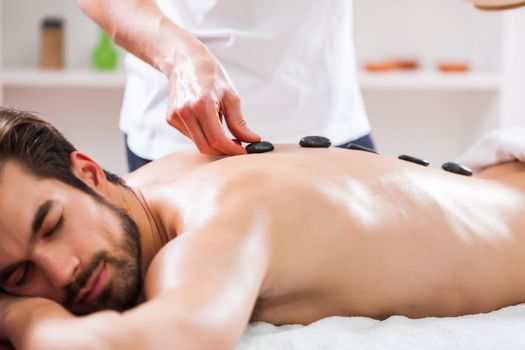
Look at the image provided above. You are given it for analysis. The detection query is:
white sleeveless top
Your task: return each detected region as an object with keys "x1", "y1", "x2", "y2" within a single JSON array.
[{"x1": 120, "y1": 0, "x2": 370, "y2": 159}]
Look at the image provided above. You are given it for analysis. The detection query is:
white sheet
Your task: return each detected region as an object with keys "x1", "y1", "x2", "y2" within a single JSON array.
[{"x1": 237, "y1": 304, "x2": 525, "y2": 349}]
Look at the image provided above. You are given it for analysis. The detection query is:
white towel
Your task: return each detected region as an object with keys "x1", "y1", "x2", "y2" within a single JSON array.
[
  {"x1": 455, "y1": 127, "x2": 525, "y2": 173},
  {"x1": 237, "y1": 304, "x2": 525, "y2": 349}
]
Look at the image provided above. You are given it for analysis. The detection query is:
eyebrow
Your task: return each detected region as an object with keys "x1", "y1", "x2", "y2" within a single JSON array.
[{"x1": 0, "y1": 200, "x2": 53, "y2": 285}]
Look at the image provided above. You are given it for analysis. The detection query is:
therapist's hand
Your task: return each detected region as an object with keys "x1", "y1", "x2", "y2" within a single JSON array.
[
  {"x1": 77, "y1": 0, "x2": 260, "y2": 155},
  {"x1": 165, "y1": 37, "x2": 261, "y2": 156}
]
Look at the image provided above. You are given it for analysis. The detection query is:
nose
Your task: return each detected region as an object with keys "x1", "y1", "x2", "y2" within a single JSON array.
[{"x1": 34, "y1": 247, "x2": 80, "y2": 291}]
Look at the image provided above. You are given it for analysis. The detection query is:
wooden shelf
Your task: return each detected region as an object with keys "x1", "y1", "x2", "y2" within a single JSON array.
[
  {"x1": 358, "y1": 71, "x2": 501, "y2": 91},
  {"x1": 1, "y1": 68, "x2": 126, "y2": 88}
]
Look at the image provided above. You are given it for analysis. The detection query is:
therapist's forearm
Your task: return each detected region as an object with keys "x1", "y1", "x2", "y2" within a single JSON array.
[{"x1": 77, "y1": 0, "x2": 199, "y2": 76}]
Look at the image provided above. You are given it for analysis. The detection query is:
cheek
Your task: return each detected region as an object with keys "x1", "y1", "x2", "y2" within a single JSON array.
[
  {"x1": 98, "y1": 212, "x2": 128, "y2": 247},
  {"x1": 11, "y1": 274, "x2": 59, "y2": 301},
  {"x1": 65, "y1": 200, "x2": 126, "y2": 256},
  {"x1": 67, "y1": 214, "x2": 116, "y2": 247}
]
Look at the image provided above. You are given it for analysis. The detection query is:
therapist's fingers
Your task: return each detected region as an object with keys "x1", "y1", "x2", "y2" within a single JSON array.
[
  {"x1": 178, "y1": 104, "x2": 224, "y2": 156},
  {"x1": 168, "y1": 96, "x2": 243, "y2": 155},
  {"x1": 166, "y1": 85, "x2": 192, "y2": 139},
  {"x1": 166, "y1": 110, "x2": 191, "y2": 139},
  {"x1": 222, "y1": 90, "x2": 261, "y2": 143},
  {"x1": 196, "y1": 98, "x2": 247, "y2": 155}
]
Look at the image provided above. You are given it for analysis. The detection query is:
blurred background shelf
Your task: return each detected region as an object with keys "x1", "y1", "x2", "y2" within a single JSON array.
[
  {"x1": 358, "y1": 71, "x2": 501, "y2": 91},
  {"x1": 1, "y1": 0, "x2": 524, "y2": 175},
  {"x1": 0, "y1": 68, "x2": 501, "y2": 91},
  {"x1": 1, "y1": 68, "x2": 126, "y2": 88}
]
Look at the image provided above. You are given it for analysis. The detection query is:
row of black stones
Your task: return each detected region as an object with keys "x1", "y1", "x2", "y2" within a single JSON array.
[{"x1": 245, "y1": 136, "x2": 473, "y2": 176}]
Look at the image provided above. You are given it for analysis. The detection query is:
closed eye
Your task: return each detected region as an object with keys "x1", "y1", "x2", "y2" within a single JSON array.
[
  {"x1": 3, "y1": 262, "x2": 33, "y2": 289},
  {"x1": 3, "y1": 216, "x2": 63, "y2": 289},
  {"x1": 44, "y1": 215, "x2": 64, "y2": 241},
  {"x1": 15, "y1": 263, "x2": 32, "y2": 287}
]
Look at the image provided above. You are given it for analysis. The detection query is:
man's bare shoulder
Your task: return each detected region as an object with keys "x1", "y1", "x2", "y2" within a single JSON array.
[
  {"x1": 122, "y1": 145, "x2": 323, "y2": 187},
  {"x1": 123, "y1": 151, "x2": 223, "y2": 187}
]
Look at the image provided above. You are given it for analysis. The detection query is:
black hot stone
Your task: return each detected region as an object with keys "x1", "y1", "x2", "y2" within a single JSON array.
[
  {"x1": 299, "y1": 136, "x2": 332, "y2": 148},
  {"x1": 245, "y1": 141, "x2": 275, "y2": 154},
  {"x1": 398, "y1": 154, "x2": 430, "y2": 166},
  {"x1": 442, "y1": 162, "x2": 473, "y2": 176},
  {"x1": 347, "y1": 143, "x2": 378, "y2": 154}
]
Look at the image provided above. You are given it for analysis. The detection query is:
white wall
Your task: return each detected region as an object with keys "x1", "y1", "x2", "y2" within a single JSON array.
[
  {"x1": 0, "y1": 0, "x2": 519, "y2": 173},
  {"x1": 354, "y1": 0, "x2": 504, "y2": 165},
  {"x1": 3, "y1": 0, "x2": 110, "y2": 69},
  {"x1": 2, "y1": 0, "x2": 127, "y2": 175},
  {"x1": 500, "y1": 7, "x2": 525, "y2": 126},
  {"x1": 362, "y1": 90, "x2": 500, "y2": 164},
  {"x1": 353, "y1": 0, "x2": 503, "y2": 72},
  {"x1": 4, "y1": 87, "x2": 127, "y2": 174}
]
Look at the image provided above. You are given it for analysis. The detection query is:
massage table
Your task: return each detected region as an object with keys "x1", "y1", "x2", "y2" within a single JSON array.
[{"x1": 238, "y1": 304, "x2": 525, "y2": 349}]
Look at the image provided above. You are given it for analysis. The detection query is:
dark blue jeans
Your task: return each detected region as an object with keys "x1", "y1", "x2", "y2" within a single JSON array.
[
  {"x1": 337, "y1": 134, "x2": 376, "y2": 150},
  {"x1": 126, "y1": 133, "x2": 376, "y2": 172},
  {"x1": 126, "y1": 140, "x2": 152, "y2": 172}
]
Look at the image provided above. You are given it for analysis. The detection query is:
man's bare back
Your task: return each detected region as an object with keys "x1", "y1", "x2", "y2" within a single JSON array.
[{"x1": 127, "y1": 145, "x2": 525, "y2": 325}]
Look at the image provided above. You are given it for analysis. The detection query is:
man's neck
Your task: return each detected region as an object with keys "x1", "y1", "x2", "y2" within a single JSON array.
[{"x1": 106, "y1": 182, "x2": 170, "y2": 274}]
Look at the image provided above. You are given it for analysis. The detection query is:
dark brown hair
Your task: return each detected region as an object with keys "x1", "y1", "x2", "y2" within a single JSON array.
[{"x1": 0, "y1": 107, "x2": 125, "y2": 193}]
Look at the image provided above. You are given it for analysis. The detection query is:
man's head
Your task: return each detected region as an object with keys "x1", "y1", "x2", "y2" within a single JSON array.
[{"x1": 0, "y1": 108, "x2": 143, "y2": 315}]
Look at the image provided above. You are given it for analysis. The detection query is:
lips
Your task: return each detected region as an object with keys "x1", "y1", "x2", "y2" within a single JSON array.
[{"x1": 75, "y1": 262, "x2": 106, "y2": 305}]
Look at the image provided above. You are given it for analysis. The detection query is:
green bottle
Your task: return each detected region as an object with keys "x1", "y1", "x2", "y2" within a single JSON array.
[{"x1": 92, "y1": 31, "x2": 118, "y2": 71}]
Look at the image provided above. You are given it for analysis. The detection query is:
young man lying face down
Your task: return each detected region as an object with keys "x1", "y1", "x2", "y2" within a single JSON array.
[{"x1": 1, "y1": 108, "x2": 525, "y2": 350}]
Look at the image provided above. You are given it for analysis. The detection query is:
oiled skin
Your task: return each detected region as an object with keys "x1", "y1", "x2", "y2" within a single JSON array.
[{"x1": 126, "y1": 145, "x2": 525, "y2": 325}]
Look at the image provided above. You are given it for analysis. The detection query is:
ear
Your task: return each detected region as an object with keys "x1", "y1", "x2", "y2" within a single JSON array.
[{"x1": 69, "y1": 151, "x2": 110, "y2": 195}]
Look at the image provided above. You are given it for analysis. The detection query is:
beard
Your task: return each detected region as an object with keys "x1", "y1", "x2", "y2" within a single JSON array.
[{"x1": 63, "y1": 195, "x2": 143, "y2": 316}]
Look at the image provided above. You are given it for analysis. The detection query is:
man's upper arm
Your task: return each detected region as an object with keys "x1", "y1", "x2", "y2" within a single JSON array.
[{"x1": 124, "y1": 216, "x2": 271, "y2": 349}]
